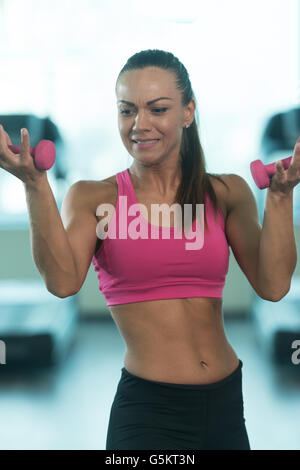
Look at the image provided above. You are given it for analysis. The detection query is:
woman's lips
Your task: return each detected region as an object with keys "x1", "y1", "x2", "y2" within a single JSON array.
[{"x1": 132, "y1": 139, "x2": 160, "y2": 149}]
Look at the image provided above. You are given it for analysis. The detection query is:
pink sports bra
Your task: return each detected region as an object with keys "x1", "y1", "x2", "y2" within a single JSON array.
[{"x1": 92, "y1": 169, "x2": 230, "y2": 306}]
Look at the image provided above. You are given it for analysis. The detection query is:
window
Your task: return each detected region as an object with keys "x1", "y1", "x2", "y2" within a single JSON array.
[{"x1": 0, "y1": 0, "x2": 299, "y2": 225}]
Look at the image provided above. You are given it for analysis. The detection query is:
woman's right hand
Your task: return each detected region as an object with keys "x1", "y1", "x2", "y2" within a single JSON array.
[{"x1": 0, "y1": 124, "x2": 47, "y2": 186}]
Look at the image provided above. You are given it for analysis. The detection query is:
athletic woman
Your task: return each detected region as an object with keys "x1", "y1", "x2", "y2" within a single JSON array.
[{"x1": 0, "y1": 49, "x2": 298, "y2": 450}]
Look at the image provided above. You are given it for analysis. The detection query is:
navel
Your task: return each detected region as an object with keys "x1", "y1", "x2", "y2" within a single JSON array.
[{"x1": 200, "y1": 360, "x2": 208, "y2": 368}]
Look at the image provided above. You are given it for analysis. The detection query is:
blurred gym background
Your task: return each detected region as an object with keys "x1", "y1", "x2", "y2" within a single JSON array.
[{"x1": 0, "y1": 0, "x2": 300, "y2": 450}]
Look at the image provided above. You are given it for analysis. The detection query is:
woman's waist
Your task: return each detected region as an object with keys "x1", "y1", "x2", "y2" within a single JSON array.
[{"x1": 124, "y1": 340, "x2": 239, "y2": 385}]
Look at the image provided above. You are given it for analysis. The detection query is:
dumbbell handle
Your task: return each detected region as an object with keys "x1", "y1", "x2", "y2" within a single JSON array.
[
  {"x1": 8, "y1": 140, "x2": 56, "y2": 171},
  {"x1": 250, "y1": 155, "x2": 292, "y2": 189}
]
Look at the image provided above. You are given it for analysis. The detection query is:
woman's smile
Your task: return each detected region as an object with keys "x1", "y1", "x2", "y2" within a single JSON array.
[{"x1": 132, "y1": 139, "x2": 160, "y2": 149}]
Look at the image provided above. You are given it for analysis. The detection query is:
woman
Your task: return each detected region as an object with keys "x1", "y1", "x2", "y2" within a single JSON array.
[{"x1": 0, "y1": 49, "x2": 298, "y2": 451}]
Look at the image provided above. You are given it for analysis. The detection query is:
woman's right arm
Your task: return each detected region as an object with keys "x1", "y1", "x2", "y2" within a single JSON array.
[
  {"x1": 24, "y1": 176, "x2": 100, "y2": 300},
  {"x1": 0, "y1": 125, "x2": 99, "y2": 298},
  {"x1": 24, "y1": 177, "x2": 84, "y2": 298}
]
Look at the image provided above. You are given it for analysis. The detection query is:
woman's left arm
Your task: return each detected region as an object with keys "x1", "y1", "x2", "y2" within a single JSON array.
[{"x1": 257, "y1": 136, "x2": 300, "y2": 299}]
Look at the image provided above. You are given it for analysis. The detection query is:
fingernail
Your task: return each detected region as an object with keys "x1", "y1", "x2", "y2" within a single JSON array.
[{"x1": 21, "y1": 128, "x2": 27, "y2": 136}]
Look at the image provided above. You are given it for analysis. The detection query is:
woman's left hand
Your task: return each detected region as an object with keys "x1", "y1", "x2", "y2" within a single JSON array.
[{"x1": 269, "y1": 136, "x2": 300, "y2": 196}]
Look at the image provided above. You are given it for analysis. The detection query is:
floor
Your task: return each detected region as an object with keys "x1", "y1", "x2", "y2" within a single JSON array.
[{"x1": 0, "y1": 313, "x2": 300, "y2": 450}]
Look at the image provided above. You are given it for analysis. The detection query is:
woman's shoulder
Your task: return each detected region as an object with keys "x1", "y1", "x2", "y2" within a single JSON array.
[
  {"x1": 208, "y1": 173, "x2": 232, "y2": 222},
  {"x1": 77, "y1": 176, "x2": 118, "y2": 255},
  {"x1": 75, "y1": 175, "x2": 118, "y2": 208}
]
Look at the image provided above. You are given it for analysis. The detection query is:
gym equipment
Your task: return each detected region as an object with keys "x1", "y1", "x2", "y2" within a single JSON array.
[
  {"x1": 251, "y1": 276, "x2": 300, "y2": 365},
  {"x1": 8, "y1": 140, "x2": 56, "y2": 170},
  {"x1": 0, "y1": 279, "x2": 78, "y2": 368},
  {"x1": 250, "y1": 155, "x2": 292, "y2": 189}
]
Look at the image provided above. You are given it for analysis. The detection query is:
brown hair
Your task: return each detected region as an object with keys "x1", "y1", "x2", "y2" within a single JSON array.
[{"x1": 116, "y1": 49, "x2": 229, "y2": 232}]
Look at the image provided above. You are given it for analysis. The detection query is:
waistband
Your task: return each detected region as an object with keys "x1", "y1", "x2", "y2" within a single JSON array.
[{"x1": 121, "y1": 359, "x2": 243, "y2": 391}]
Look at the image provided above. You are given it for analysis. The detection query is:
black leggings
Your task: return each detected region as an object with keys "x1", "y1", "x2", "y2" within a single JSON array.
[{"x1": 106, "y1": 359, "x2": 251, "y2": 450}]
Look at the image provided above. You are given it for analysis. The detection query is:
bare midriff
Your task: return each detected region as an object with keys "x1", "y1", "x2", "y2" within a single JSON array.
[
  {"x1": 109, "y1": 297, "x2": 239, "y2": 385},
  {"x1": 92, "y1": 171, "x2": 238, "y2": 385}
]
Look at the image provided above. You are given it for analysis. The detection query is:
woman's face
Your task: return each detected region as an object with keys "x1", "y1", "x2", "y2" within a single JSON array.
[{"x1": 116, "y1": 67, "x2": 195, "y2": 165}]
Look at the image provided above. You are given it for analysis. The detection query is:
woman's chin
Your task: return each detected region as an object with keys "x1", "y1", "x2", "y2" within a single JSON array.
[{"x1": 130, "y1": 152, "x2": 163, "y2": 164}]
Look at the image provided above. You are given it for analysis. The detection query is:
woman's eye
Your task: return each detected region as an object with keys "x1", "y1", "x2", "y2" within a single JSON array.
[
  {"x1": 152, "y1": 108, "x2": 168, "y2": 113},
  {"x1": 120, "y1": 108, "x2": 168, "y2": 115}
]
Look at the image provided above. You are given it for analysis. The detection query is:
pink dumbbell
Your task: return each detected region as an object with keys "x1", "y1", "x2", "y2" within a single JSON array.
[
  {"x1": 250, "y1": 155, "x2": 292, "y2": 189},
  {"x1": 8, "y1": 140, "x2": 56, "y2": 170}
]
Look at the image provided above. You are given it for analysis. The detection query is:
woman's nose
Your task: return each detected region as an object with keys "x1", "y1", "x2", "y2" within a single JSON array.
[{"x1": 133, "y1": 110, "x2": 151, "y2": 130}]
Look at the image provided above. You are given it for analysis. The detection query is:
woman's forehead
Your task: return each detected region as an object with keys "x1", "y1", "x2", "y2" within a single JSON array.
[{"x1": 116, "y1": 69, "x2": 179, "y2": 102}]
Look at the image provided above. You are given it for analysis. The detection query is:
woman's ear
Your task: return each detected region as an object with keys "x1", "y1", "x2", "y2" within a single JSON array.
[{"x1": 184, "y1": 99, "x2": 196, "y2": 126}]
